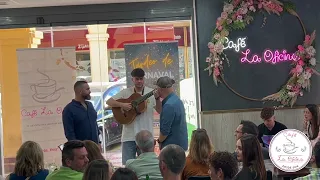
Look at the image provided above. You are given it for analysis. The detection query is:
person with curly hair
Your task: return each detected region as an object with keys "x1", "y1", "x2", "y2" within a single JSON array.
[
  {"x1": 208, "y1": 151, "x2": 238, "y2": 180},
  {"x1": 258, "y1": 107, "x2": 287, "y2": 148}
]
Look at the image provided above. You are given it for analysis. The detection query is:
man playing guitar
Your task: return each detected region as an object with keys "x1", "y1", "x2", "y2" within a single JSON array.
[{"x1": 106, "y1": 68, "x2": 162, "y2": 165}]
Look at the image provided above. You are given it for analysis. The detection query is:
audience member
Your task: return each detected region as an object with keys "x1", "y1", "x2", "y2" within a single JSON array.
[
  {"x1": 304, "y1": 104, "x2": 320, "y2": 146},
  {"x1": 208, "y1": 151, "x2": 238, "y2": 180},
  {"x1": 125, "y1": 130, "x2": 162, "y2": 180},
  {"x1": 46, "y1": 140, "x2": 88, "y2": 180},
  {"x1": 155, "y1": 76, "x2": 188, "y2": 151},
  {"x1": 258, "y1": 107, "x2": 287, "y2": 148},
  {"x1": 295, "y1": 141, "x2": 320, "y2": 179},
  {"x1": 234, "y1": 120, "x2": 269, "y2": 159},
  {"x1": 182, "y1": 129, "x2": 214, "y2": 180},
  {"x1": 83, "y1": 159, "x2": 113, "y2": 180},
  {"x1": 234, "y1": 134, "x2": 266, "y2": 180},
  {"x1": 158, "y1": 144, "x2": 186, "y2": 180},
  {"x1": 110, "y1": 168, "x2": 138, "y2": 180},
  {"x1": 83, "y1": 140, "x2": 104, "y2": 162},
  {"x1": 6, "y1": 141, "x2": 49, "y2": 180}
]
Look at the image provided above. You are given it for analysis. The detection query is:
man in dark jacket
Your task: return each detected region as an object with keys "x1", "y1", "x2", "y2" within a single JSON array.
[
  {"x1": 234, "y1": 120, "x2": 269, "y2": 159},
  {"x1": 62, "y1": 81, "x2": 100, "y2": 145}
]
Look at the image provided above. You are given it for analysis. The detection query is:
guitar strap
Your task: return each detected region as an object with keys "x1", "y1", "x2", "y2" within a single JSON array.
[
  {"x1": 134, "y1": 87, "x2": 144, "y2": 95},
  {"x1": 133, "y1": 87, "x2": 145, "y2": 115}
]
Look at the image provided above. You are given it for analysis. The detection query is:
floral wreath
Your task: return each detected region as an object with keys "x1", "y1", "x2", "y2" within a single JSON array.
[{"x1": 205, "y1": 0, "x2": 317, "y2": 107}]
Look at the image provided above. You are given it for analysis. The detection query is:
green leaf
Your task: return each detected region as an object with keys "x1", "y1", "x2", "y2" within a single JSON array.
[
  {"x1": 282, "y1": 1, "x2": 296, "y2": 12},
  {"x1": 230, "y1": 21, "x2": 246, "y2": 30}
]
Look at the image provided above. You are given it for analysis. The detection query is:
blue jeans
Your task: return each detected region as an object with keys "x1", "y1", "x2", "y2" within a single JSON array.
[{"x1": 122, "y1": 141, "x2": 141, "y2": 165}]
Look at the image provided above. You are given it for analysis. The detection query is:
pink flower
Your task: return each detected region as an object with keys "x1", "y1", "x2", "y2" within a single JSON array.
[
  {"x1": 218, "y1": 26, "x2": 223, "y2": 31},
  {"x1": 232, "y1": 14, "x2": 237, "y2": 20},
  {"x1": 298, "y1": 45, "x2": 305, "y2": 52},
  {"x1": 296, "y1": 65, "x2": 303, "y2": 74},
  {"x1": 258, "y1": 3, "x2": 263, "y2": 9},
  {"x1": 208, "y1": 42, "x2": 214, "y2": 49},
  {"x1": 206, "y1": 57, "x2": 211, "y2": 62},
  {"x1": 249, "y1": 6, "x2": 256, "y2": 12},
  {"x1": 306, "y1": 67, "x2": 314, "y2": 74},
  {"x1": 298, "y1": 60, "x2": 305, "y2": 66},
  {"x1": 237, "y1": 15, "x2": 243, "y2": 21},
  {"x1": 214, "y1": 68, "x2": 220, "y2": 76},
  {"x1": 221, "y1": 12, "x2": 228, "y2": 19},
  {"x1": 216, "y1": 17, "x2": 222, "y2": 27},
  {"x1": 239, "y1": 7, "x2": 248, "y2": 15},
  {"x1": 300, "y1": 91, "x2": 303, "y2": 96},
  {"x1": 305, "y1": 35, "x2": 311, "y2": 44}
]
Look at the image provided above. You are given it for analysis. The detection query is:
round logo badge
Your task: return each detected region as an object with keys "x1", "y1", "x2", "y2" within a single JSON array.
[{"x1": 269, "y1": 129, "x2": 312, "y2": 172}]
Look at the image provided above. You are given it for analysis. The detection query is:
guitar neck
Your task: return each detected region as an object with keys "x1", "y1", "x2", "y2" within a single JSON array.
[{"x1": 136, "y1": 90, "x2": 155, "y2": 104}]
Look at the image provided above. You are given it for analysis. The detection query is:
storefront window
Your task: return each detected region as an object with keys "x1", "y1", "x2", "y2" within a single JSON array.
[{"x1": 0, "y1": 20, "x2": 197, "y2": 173}]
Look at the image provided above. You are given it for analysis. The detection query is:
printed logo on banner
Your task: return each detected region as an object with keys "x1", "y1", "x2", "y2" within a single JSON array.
[
  {"x1": 124, "y1": 42, "x2": 180, "y2": 92},
  {"x1": 269, "y1": 129, "x2": 312, "y2": 172}
]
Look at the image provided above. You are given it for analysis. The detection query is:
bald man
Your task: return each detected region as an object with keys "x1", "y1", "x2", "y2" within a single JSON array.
[
  {"x1": 126, "y1": 130, "x2": 162, "y2": 180},
  {"x1": 62, "y1": 81, "x2": 100, "y2": 145},
  {"x1": 158, "y1": 144, "x2": 186, "y2": 180}
]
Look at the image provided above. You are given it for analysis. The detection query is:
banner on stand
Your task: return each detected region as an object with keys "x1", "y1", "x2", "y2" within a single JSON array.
[
  {"x1": 17, "y1": 47, "x2": 76, "y2": 166},
  {"x1": 124, "y1": 41, "x2": 180, "y2": 92}
]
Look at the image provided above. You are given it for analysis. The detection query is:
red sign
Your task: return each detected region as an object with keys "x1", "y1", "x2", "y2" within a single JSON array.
[{"x1": 39, "y1": 25, "x2": 189, "y2": 51}]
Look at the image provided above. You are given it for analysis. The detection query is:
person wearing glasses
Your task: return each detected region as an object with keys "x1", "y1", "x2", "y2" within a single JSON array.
[
  {"x1": 106, "y1": 68, "x2": 162, "y2": 165},
  {"x1": 234, "y1": 120, "x2": 269, "y2": 160},
  {"x1": 154, "y1": 76, "x2": 188, "y2": 151}
]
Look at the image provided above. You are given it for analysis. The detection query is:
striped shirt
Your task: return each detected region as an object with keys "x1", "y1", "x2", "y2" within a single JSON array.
[{"x1": 295, "y1": 168, "x2": 320, "y2": 180}]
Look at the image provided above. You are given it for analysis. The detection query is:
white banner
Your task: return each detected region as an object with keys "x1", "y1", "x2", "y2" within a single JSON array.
[{"x1": 17, "y1": 47, "x2": 76, "y2": 166}]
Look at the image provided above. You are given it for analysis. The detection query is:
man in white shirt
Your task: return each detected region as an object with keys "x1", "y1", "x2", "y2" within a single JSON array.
[{"x1": 106, "y1": 68, "x2": 162, "y2": 165}]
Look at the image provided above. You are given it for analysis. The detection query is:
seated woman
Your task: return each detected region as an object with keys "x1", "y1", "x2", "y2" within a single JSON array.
[
  {"x1": 110, "y1": 168, "x2": 138, "y2": 180},
  {"x1": 83, "y1": 140, "x2": 105, "y2": 162},
  {"x1": 234, "y1": 134, "x2": 266, "y2": 180},
  {"x1": 303, "y1": 104, "x2": 320, "y2": 146},
  {"x1": 6, "y1": 141, "x2": 49, "y2": 180},
  {"x1": 83, "y1": 159, "x2": 113, "y2": 180},
  {"x1": 181, "y1": 129, "x2": 214, "y2": 180},
  {"x1": 208, "y1": 151, "x2": 238, "y2": 180}
]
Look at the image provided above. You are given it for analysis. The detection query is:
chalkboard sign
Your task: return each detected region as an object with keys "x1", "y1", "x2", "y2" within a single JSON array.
[{"x1": 196, "y1": 0, "x2": 320, "y2": 111}]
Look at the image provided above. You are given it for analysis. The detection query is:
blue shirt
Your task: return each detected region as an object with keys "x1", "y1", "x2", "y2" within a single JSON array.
[
  {"x1": 62, "y1": 99, "x2": 100, "y2": 144},
  {"x1": 160, "y1": 93, "x2": 188, "y2": 150},
  {"x1": 9, "y1": 169, "x2": 49, "y2": 180}
]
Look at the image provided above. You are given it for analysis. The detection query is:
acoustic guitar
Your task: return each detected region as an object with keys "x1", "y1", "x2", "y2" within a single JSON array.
[{"x1": 112, "y1": 89, "x2": 155, "y2": 124}]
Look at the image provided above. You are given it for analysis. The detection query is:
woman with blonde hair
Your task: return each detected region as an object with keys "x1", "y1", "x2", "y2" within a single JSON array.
[
  {"x1": 83, "y1": 159, "x2": 113, "y2": 180},
  {"x1": 181, "y1": 129, "x2": 214, "y2": 180},
  {"x1": 6, "y1": 141, "x2": 49, "y2": 180},
  {"x1": 83, "y1": 140, "x2": 105, "y2": 162}
]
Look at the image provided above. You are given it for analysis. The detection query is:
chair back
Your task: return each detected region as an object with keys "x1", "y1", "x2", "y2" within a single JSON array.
[
  {"x1": 188, "y1": 176, "x2": 211, "y2": 180},
  {"x1": 266, "y1": 170, "x2": 272, "y2": 180}
]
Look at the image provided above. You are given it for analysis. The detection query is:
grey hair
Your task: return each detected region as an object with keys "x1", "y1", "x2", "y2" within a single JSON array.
[
  {"x1": 135, "y1": 130, "x2": 154, "y2": 152},
  {"x1": 159, "y1": 144, "x2": 186, "y2": 174}
]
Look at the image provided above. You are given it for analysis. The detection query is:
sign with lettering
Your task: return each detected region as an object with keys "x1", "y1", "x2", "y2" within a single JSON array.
[
  {"x1": 124, "y1": 42, "x2": 180, "y2": 91},
  {"x1": 17, "y1": 47, "x2": 76, "y2": 166},
  {"x1": 180, "y1": 78, "x2": 197, "y2": 143},
  {"x1": 224, "y1": 37, "x2": 299, "y2": 65}
]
